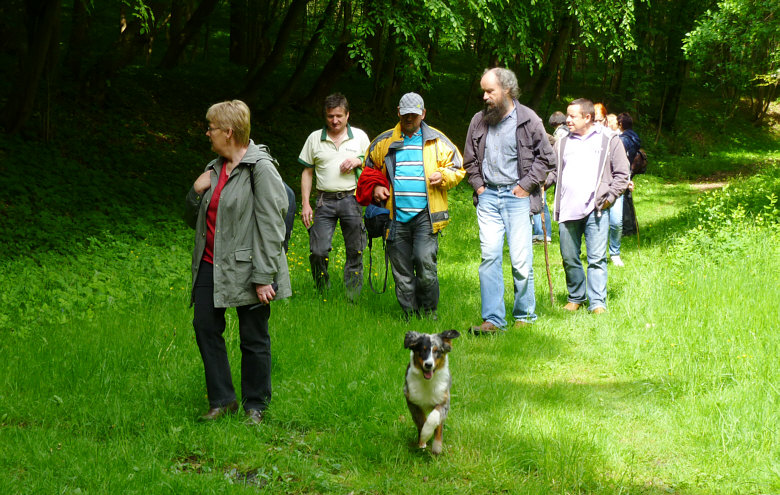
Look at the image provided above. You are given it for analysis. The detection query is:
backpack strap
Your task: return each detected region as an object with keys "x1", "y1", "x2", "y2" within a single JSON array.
[{"x1": 248, "y1": 161, "x2": 296, "y2": 253}]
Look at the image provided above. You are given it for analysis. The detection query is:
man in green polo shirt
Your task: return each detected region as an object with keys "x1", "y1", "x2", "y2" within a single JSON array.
[{"x1": 299, "y1": 93, "x2": 371, "y2": 298}]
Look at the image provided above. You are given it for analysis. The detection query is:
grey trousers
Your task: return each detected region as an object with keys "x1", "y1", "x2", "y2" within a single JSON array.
[
  {"x1": 386, "y1": 210, "x2": 439, "y2": 315},
  {"x1": 308, "y1": 193, "x2": 366, "y2": 295}
]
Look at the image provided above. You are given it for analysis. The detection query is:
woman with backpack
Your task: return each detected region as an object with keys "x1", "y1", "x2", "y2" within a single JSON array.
[
  {"x1": 184, "y1": 100, "x2": 292, "y2": 425},
  {"x1": 614, "y1": 112, "x2": 642, "y2": 261}
]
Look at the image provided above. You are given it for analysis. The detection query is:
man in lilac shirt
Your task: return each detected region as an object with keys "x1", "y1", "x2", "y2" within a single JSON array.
[{"x1": 545, "y1": 98, "x2": 630, "y2": 313}]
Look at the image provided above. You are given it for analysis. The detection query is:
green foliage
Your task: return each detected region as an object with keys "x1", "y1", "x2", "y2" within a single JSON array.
[
  {"x1": 122, "y1": 0, "x2": 157, "y2": 35},
  {"x1": 683, "y1": 0, "x2": 780, "y2": 117},
  {"x1": 670, "y1": 166, "x2": 780, "y2": 266}
]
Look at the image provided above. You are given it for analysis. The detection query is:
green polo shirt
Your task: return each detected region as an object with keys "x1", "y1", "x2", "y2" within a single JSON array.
[{"x1": 298, "y1": 124, "x2": 370, "y2": 192}]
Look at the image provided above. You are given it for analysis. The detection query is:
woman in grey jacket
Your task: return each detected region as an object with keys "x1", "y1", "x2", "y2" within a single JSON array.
[{"x1": 185, "y1": 100, "x2": 291, "y2": 425}]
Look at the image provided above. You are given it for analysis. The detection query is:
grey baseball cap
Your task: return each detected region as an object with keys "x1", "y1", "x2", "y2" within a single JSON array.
[{"x1": 399, "y1": 92, "x2": 425, "y2": 115}]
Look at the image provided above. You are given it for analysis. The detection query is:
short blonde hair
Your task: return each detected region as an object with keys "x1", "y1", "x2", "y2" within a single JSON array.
[{"x1": 206, "y1": 100, "x2": 251, "y2": 146}]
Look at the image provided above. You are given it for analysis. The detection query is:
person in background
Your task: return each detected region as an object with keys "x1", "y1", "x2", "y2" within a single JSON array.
[
  {"x1": 551, "y1": 110, "x2": 570, "y2": 141},
  {"x1": 532, "y1": 111, "x2": 568, "y2": 243},
  {"x1": 299, "y1": 93, "x2": 370, "y2": 300},
  {"x1": 361, "y1": 92, "x2": 464, "y2": 321},
  {"x1": 617, "y1": 112, "x2": 642, "y2": 241},
  {"x1": 184, "y1": 100, "x2": 292, "y2": 425},
  {"x1": 546, "y1": 98, "x2": 629, "y2": 314},
  {"x1": 464, "y1": 68, "x2": 555, "y2": 334},
  {"x1": 606, "y1": 113, "x2": 619, "y2": 132},
  {"x1": 594, "y1": 103, "x2": 616, "y2": 137},
  {"x1": 594, "y1": 103, "x2": 625, "y2": 265}
]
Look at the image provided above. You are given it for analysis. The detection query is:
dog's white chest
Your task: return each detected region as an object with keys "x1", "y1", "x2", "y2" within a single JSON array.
[{"x1": 405, "y1": 364, "x2": 449, "y2": 409}]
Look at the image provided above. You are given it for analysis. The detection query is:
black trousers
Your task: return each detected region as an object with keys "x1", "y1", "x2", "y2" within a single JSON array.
[
  {"x1": 192, "y1": 261, "x2": 271, "y2": 411},
  {"x1": 622, "y1": 190, "x2": 637, "y2": 236}
]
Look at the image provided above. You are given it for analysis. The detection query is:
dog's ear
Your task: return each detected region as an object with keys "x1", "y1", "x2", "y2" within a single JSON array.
[
  {"x1": 404, "y1": 331, "x2": 422, "y2": 349},
  {"x1": 439, "y1": 329, "x2": 460, "y2": 352}
]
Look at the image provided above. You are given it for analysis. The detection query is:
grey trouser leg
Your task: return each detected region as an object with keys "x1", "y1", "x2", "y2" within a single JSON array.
[
  {"x1": 309, "y1": 194, "x2": 366, "y2": 294},
  {"x1": 387, "y1": 210, "x2": 439, "y2": 315}
]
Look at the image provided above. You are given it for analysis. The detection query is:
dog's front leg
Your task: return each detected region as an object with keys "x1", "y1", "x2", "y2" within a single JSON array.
[
  {"x1": 406, "y1": 399, "x2": 429, "y2": 448},
  {"x1": 427, "y1": 402, "x2": 449, "y2": 454},
  {"x1": 419, "y1": 408, "x2": 442, "y2": 448},
  {"x1": 431, "y1": 423, "x2": 444, "y2": 455}
]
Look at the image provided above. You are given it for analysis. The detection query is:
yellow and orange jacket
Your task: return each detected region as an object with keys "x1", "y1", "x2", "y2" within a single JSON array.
[{"x1": 362, "y1": 121, "x2": 464, "y2": 234}]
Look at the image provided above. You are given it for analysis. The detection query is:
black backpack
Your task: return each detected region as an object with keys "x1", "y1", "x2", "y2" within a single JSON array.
[
  {"x1": 364, "y1": 204, "x2": 390, "y2": 294},
  {"x1": 631, "y1": 148, "x2": 648, "y2": 176}
]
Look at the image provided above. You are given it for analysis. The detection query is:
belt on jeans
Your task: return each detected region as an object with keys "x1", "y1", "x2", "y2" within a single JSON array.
[
  {"x1": 317, "y1": 189, "x2": 355, "y2": 200},
  {"x1": 485, "y1": 183, "x2": 516, "y2": 190}
]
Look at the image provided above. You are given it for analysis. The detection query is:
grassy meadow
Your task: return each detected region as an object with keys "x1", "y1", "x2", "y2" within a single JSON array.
[
  {"x1": 1, "y1": 150, "x2": 778, "y2": 493},
  {"x1": 1, "y1": 62, "x2": 779, "y2": 492}
]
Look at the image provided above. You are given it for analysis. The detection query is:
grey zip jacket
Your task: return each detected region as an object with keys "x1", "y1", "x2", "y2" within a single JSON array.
[
  {"x1": 545, "y1": 131, "x2": 630, "y2": 222},
  {"x1": 185, "y1": 140, "x2": 292, "y2": 308}
]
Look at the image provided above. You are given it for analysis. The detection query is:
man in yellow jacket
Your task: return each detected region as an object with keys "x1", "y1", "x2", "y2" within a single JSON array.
[{"x1": 362, "y1": 93, "x2": 465, "y2": 320}]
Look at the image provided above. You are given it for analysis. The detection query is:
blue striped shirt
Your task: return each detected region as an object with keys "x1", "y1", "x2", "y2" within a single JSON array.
[{"x1": 393, "y1": 130, "x2": 427, "y2": 223}]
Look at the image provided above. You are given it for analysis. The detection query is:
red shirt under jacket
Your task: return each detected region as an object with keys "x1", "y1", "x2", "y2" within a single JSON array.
[{"x1": 202, "y1": 164, "x2": 230, "y2": 264}]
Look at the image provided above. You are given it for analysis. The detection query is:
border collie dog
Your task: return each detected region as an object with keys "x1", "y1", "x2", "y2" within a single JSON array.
[{"x1": 403, "y1": 329, "x2": 460, "y2": 454}]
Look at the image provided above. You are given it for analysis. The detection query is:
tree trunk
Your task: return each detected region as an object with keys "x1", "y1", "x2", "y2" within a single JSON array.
[
  {"x1": 373, "y1": 35, "x2": 399, "y2": 112},
  {"x1": 659, "y1": 58, "x2": 686, "y2": 130},
  {"x1": 267, "y1": 0, "x2": 339, "y2": 112},
  {"x1": 81, "y1": 10, "x2": 152, "y2": 105},
  {"x1": 527, "y1": 16, "x2": 571, "y2": 110},
  {"x1": 562, "y1": 41, "x2": 574, "y2": 84},
  {"x1": 301, "y1": 41, "x2": 355, "y2": 111},
  {"x1": 245, "y1": 0, "x2": 276, "y2": 67},
  {"x1": 422, "y1": 32, "x2": 438, "y2": 86},
  {"x1": 242, "y1": 0, "x2": 311, "y2": 104},
  {"x1": 158, "y1": 0, "x2": 221, "y2": 69},
  {"x1": 230, "y1": 0, "x2": 247, "y2": 64},
  {"x1": 64, "y1": 0, "x2": 89, "y2": 78},
  {"x1": 609, "y1": 58, "x2": 624, "y2": 93},
  {"x1": 2, "y1": 0, "x2": 61, "y2": 134}
]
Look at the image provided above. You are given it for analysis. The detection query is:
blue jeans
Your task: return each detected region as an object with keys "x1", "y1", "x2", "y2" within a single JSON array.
[
  {"x1": 532, "y1": 200, "x2": 552, "y2": 240},
  {"x1": 477, "y1": 186, "x2": 536, "y2": 326},
  {"x1": 608, "y1": 194, "x2": 624, "y2": 256},
  {"x1": 559, "y1": 210, "x2": 609, "y2": 310},
  {"x1": 386, "y1": 210, "x2": 439, "y2": 315}
]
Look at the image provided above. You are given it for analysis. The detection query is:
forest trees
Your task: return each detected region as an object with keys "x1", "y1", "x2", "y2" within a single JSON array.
[
  {"x1": 0, "y1": 0, "x2": 777, "y2": 135},
  {"x1": 683, "y1": 0, "x2": 780, "y2": 122}
]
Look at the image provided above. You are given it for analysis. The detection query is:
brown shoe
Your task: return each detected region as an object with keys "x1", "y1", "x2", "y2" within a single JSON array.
[
  {"x1": 514, "y1": 320, "x2": 532, "y2": 328},
  {"x1": 591, "y1": 307, "x2": 606, "y2": 315},
  {"x1": 245, "y1": 409, "x2": 264, "y2": 425},
  {"x1": 469, "y1": 321, "x2": 503, "y2": 335},
  {"x1": 563, "y1": 302, "x2": 581, "y2": 311},
  {"x1": 198, "y1": 400, "x2": 238, "y2": 422}
]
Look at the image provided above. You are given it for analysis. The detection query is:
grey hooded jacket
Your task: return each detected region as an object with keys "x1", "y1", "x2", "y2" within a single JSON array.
[
  {"x1": 185, "y1": 140, "x2": 292, "y2": 308},
  {"x1": 545, "y1": 130, "x2": 630, "y2": 222}
]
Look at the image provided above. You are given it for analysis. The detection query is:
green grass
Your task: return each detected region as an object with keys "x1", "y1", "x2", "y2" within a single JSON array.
[
  {"x1": 2, "y1": 59, "x2": 779, "y2": 494},
  {"x1": 1, "y1": 162, "x2": 778, "y2": 493}
]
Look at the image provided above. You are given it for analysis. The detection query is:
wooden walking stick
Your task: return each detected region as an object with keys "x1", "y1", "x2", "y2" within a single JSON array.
[{"x1": 540, "y1": 207, "x2": 554, "y2": 306}]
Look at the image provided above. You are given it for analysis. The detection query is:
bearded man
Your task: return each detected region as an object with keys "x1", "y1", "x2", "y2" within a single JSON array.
[{"x1": 463, "y1": 67, "x2": 556, "y2": 334}]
